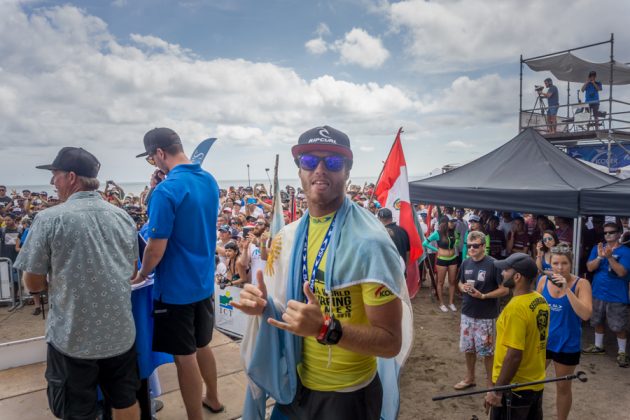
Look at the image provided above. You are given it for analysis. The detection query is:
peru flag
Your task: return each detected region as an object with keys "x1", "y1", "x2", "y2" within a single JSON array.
[{"x1": 375, "y1": 128, "x2": 423, "y2": 296}]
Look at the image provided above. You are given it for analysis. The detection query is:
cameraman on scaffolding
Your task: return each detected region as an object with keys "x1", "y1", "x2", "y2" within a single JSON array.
[{"x1": 539, "y1": 78, "x2": 559, "y2": 134}]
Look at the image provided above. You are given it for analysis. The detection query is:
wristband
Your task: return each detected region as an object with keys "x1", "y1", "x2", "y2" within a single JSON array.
[{"x1": 316, "y1": 316, "x2": 331, "y2": 342}]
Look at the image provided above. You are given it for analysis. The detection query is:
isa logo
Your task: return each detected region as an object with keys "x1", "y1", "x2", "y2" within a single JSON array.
[{"x1": 220, "y1": 291, "x2": 233, "y2": 310}]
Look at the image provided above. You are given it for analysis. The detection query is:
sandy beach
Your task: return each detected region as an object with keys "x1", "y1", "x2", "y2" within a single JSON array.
[{"x1": 1, "y1": 286, "x2": 629, "y2": 419}]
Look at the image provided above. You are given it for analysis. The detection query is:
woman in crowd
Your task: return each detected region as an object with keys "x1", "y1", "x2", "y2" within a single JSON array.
[
  {"x1": 423, "y1": 216, "x2": 460, "y2": 312},
  {"x1": 535, "y1": 230, "x2": 559, "y2": 275},
  {"x1": 536, "y1": 245, "x2": 592, "y2": 420},
  {"x1": 224, "y1": 241, "x2": 248, "y2": 287},
  {"x1": 506, "y1": 216, "x2": 530, "y2": 255}
]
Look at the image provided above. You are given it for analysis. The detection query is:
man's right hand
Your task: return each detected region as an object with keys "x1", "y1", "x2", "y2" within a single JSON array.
[{"x1": 232, "y1": 271, "x2": 267, "y2": 316}]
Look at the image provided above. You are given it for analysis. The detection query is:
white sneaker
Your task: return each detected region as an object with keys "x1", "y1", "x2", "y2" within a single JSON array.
[
  {"x1": 439, "y1": 304, "x2": 448, "y2": 312},
  {"x1": 449, "y1": 304, "x2": 457, "y2": 312}
]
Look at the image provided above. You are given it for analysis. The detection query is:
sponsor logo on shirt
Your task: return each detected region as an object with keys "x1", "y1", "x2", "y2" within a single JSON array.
[{"x1": 374, "y1": 285, "x2": 394, "y2": 298}]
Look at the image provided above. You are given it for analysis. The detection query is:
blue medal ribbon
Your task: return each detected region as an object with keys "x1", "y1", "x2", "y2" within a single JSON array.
[{"x1": 302, "y1": 213, "x2": 337, "y2": 294}]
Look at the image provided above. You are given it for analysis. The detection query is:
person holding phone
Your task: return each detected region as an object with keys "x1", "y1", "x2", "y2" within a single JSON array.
[
  {"x1": 536, "y1": 245, "x2": 591, "y2": 420},
  {"x1": 581, "y1": 70, "x2": 603, "y2": 126},
  {"x1": 535, "y1": 230, "x2": 559, "y2": 275}
]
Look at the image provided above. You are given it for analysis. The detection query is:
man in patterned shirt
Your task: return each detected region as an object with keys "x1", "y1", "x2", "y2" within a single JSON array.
[{"x1": 15, "y1": 147, "x2": 140, "y2": 420}]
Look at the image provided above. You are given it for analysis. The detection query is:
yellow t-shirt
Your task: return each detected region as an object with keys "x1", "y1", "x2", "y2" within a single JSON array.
[
  {"x1": 493, "y1": 292, "x2": 549, "y2": 391},
  {"x1": 297, "y1": 212, "x2": 397, "y2": 391}
]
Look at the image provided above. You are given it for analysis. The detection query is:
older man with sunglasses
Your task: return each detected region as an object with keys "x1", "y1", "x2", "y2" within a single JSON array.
[
  {"x1": 584, "y1": 220, "x2": 630, "y2": 368},
  {"x1": 454, "y1": 231, "x2": 508, "y2": 391},
  {"x1": 235, "y1": 126, "x2": 413, "y2": 420}
]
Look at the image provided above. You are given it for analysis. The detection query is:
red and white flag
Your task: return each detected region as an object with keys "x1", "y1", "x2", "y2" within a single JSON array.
[{"x1": 375, "y1": 128, "x2": 423, "y2": 297}]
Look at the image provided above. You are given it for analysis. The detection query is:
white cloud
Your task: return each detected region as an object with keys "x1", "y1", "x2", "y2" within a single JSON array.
[
  {"x1": 446, "y1": 140, "x2": 472, "y2": 149},
  {"x1": 420, "y1": 74, "x2": 517, "y2": 126},
  {"x1": 333, "y1": 28, "x2": 389, "y2": 69},
  {"x1": 305, "y1": 37, "x2": 328, "y2": 55},
  {"x1": 360, "y1": 146, "x2": 375, "y2": 152},
  {"x1": 0, "y1": 3, "x2": 421, "y2": 182},
  {"x1": 111, "y1": 0, "x2": 127, "y2": 7},
  {"x1": 386, "y1": 0, "x2": 630, "y2": 73}
]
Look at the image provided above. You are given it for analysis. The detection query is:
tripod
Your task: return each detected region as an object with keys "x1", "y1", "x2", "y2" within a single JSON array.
[
  {"x1": 433, "y1": 371, "x2": 587, "y2": 420},
  {"x1": 526, "y1": 91, "x2": 548, "y2": 132}
]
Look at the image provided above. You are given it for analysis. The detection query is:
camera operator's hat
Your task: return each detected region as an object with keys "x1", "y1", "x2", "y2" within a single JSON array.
[
  {"x1": 36, "y1": 147, "x2": 101, "y2": 178},
  {"x1": 292, "y1": 125, "x2": 353, "y2": 159},
  {"x1": 136, "y1": 127, "x2": 182, "y2": 158},
  {"x1": 494, "y1": 253, "x2": 538, "y2": 280}
]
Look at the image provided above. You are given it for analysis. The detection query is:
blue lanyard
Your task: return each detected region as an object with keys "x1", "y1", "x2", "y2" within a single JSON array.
[{"x1": 302, "y1": 213, "x2": 337, "y2": 293}]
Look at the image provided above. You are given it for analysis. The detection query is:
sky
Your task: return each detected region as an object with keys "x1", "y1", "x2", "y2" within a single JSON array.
[{"x1": 1, "y1": 0, "x2": 629, "y2": 185}]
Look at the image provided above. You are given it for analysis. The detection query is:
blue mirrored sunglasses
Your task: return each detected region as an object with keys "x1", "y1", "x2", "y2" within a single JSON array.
[{"x1": 296, "y1": 154, "x2": 346, "y2": 172}]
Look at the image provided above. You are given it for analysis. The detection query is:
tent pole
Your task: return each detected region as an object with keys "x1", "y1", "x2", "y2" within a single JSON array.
[
  {"x1": 566, "y1": 81, "x2": 570, "y2": 119},
  {"x1": 573, "y1": 218, "x2": 582, "y2": 276},
  {"x1": 519, "y1": 55, "x2": 523, "y2": 132},
  {"x1": 608, "y1": 33, "x2": 614, "y2": 172}
]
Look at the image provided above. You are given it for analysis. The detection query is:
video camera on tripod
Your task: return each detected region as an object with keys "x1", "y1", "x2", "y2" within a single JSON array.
[{"x1": 534, "y1": 85, "x2": 545, "y2": 94}]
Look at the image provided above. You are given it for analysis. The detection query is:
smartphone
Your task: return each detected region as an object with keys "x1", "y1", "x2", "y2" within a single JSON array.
[{"x1": 243, "y1": 227, "x2": 252, "y2": 237}]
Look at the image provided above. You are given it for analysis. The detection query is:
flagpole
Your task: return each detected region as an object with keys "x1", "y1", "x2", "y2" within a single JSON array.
[
  {"x1": 370, "y1": 127, "x2": 403, "y2": 203},
  {"x1": 271, "y1": 155, "x2": 279, "y2": 220}
]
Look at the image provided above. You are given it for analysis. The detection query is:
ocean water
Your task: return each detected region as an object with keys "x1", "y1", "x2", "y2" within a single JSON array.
[{"x1": 4, "y1": 177, "x2": 381, "y2": 196}]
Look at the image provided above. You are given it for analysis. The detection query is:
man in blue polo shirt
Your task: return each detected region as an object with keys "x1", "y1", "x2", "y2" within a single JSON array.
[
  {"x1": 583, "y1": 221, "x2": 630, "y2": 368},
  {"x1": 134, "y1": 128, "x2": 224, "y2": 419}
]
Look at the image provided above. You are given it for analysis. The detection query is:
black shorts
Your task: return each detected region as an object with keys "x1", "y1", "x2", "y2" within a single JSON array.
[
  {"x1": 152, "y1": 296, "x2": 215, "y2": 355},
  {"x1": 546, "y1": 349, "x2": 580, "y2": 366},
  {"x1": 277, "y1": 374, "x2": 382, "y2": 420},
  {"x1": 436, "y1": 257, "x2": 459, "y2": 267},
  {"x1": 589, "y1": 102, "x2": 600, "y2": 114},
  {"x1": 490, "y1": 389, "x2": 543, "y2": 420},
  {"x1": 45, "y1": 343, "x2": 139, "y2": 419}
]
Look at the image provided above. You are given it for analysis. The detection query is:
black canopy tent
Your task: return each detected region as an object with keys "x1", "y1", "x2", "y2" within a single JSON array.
[
  {"x1": 581, "y1": 177, "x2": 630, "y2": 215},
  {"x1": 409, "y1": 128, "x2": 616, "y2": 217}
]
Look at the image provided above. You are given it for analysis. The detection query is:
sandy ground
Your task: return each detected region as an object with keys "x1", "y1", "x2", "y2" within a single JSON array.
[
  {"x1": 0, "y1": 300, "x2": 46, "y2": 343},
  {"x1": 2, "y1": 287, "x2": 630, "y2": 420},
  {"x1": 398, "y1": 284, "x2": 630, "y2": 420}
]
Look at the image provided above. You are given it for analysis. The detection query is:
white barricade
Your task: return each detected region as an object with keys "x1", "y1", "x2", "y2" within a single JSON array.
[
  {"x1": 0, "y1": 258, "x2": 14, "y2": 302},
  {"x1": 214, "y1": 286, "x2": 248, "y2": 339}
]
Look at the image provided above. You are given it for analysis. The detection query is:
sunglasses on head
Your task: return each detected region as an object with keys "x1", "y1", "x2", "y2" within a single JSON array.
[
  {"x1": 467, "y1": 243, "x2": 483, "y2": 249},
  {"x1": 296, "y1": 154, "x2": 346, "y2": 172}
]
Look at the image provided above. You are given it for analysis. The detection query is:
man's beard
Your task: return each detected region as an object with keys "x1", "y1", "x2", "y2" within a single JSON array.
[{"x1": 503, "y1": 274, "x2": 516, "y2": 289}]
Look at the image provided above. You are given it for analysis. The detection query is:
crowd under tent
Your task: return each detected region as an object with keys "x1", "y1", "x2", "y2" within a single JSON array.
[{"x1": 520, "y1": 34, "x2": 630, "y2": 171}]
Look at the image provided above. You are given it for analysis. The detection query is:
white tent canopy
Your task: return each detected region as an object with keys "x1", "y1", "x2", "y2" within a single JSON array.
[{"x1": 525, "y1": 52, "x2": 630, "y2": 85}]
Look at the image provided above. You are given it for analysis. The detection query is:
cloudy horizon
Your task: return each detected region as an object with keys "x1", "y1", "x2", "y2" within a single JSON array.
[{"x1": 1, "y1": 0, "x2": 628, "y2": 185}]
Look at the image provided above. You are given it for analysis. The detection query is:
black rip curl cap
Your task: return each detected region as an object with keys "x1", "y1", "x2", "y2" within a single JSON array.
[
  {"x1": 36, "y1": 147, "x2": 101, "y2": 178},
  {"x1": 292, "y1": 125, "x2": 353, "y2": 159}
]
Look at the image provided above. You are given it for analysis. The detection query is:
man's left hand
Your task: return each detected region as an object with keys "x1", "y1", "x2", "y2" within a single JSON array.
[
  {"x1": 468, "y1": 287, "x2": 483, "y2": 299},
  {"x1": 604, "y1": 246, "x2": 614, "y2": 259},
  {"x1": 484, "y1": 391, "x2": 502, "y2": 413},
  {"x1": 131, "y1": 272, "x2": 146, "y2": 285},
  {"x1": 267, "y1": 281, "x2": 324, "y2": 337}
]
